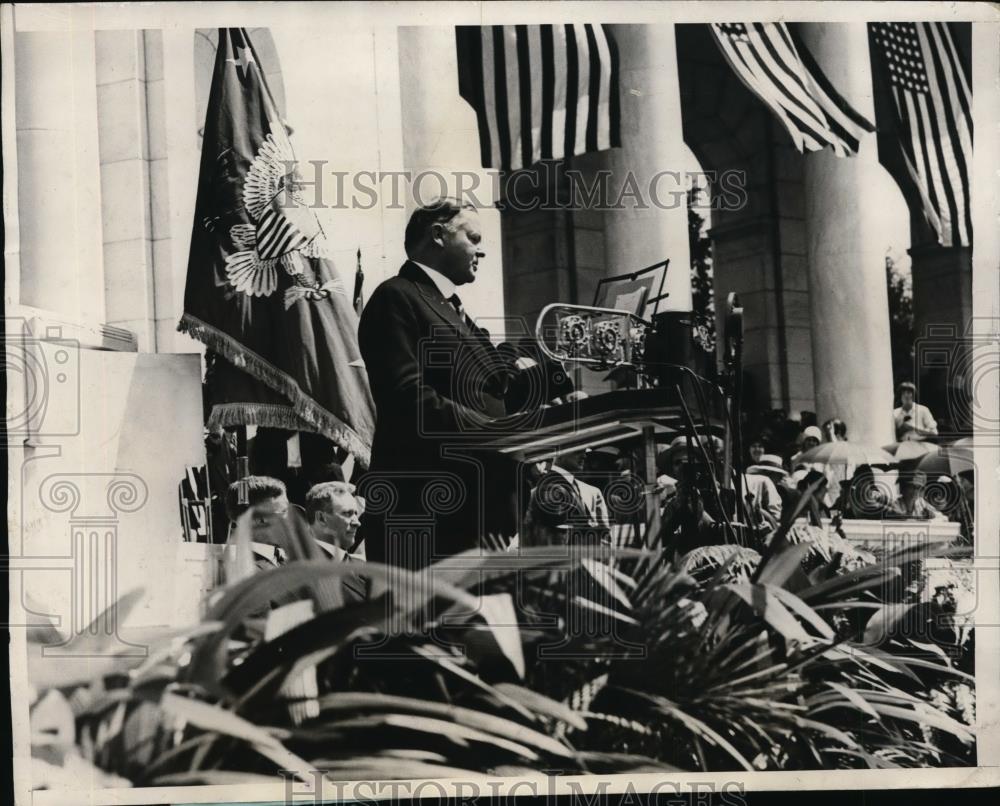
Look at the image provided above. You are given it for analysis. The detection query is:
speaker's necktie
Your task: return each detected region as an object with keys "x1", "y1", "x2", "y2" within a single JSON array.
[{"x1": 448, "y1": 293, "x2": 465, "y2": 320}]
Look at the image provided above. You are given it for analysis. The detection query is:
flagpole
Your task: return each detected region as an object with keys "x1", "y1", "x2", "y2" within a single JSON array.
[
  {"x1": 353, "y1": 247, "x2": 364, "y2": 315},
  {"x1": 235, "y1": 426, "x2": 249, "y2": 503}
]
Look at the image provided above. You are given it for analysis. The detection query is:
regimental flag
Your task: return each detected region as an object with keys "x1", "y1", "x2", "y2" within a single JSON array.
[
  {"x1": 179, "y1": 28, "x2": 375, "y2": 467},
  {"x1": 711, "y1": 22, "x2": 875, "y2": 157},
  {"x1": 456, "y1": 24, "x2": 621, "y2": 171},
  {"x1": 869, "y1": 22, "x2": 972, "y2": 247}
]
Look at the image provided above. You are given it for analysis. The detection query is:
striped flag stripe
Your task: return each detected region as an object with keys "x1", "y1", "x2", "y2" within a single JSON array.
[
  {"x1": 924, "y1": 23, "x2": 972, "y2": 243},
  {"x1": 937, "y1": 21, "x2": 972, "y2": 112},
  {"x1": 761, "y1": 24, "x2": 863, "y2": 154},
  {"x1": 715, "y1": 28, "x2": 826, "y2": 151},
  {"x1": 606, "y1": 28, "x2": 621, "y2": 148},
  {"x1": 747, "y1": 25, "x2": 847, "y2": 152},
  {"x1": 917, "y1": 25, "x2": 962, "y2": 240},
  {"x1": 916, "y1": 91, "x2": 954, "y2": 239},
  {"x1": 713, "y1": 26, "x2": 824, "y2": 151},
  {"x1": 584, "y1": 24, "x2": 602, "y2": 152},
  {"x1": 571, "y1": 25, "x2": 590, "y2": 157},
  {"x1": 539, "y1": 25, "x2": 556, "y2": 160},
  {"x1": 527, "y1": 26, "x2": 544, "y2": 165},
  {"x1": 456, "y1": 24, "x2": 620, "y2": 171},
  {"x1": 710, "y1": 22, "x2": 874, "y2": 157},
  {"x1": 592, "y1": 24, "x2": 613, "y2": 151},
  {"x1": 493, "y1": 28, "x2": 513, "y2": 171},
  {"x1": 550, "y1": 26, "x2": 569, "y2": 160},
  {"x1": 479, "y1": 33, "x2": 502, "y2": 170},
  {"x1": 870, "y1": 21, "x2": 972, "y2": 246},
  {"x1": 504, "y1": 27, "x2": 526, "y2": 169},
  {"x1": 563, "y1": 25, "x2": 580, "y2": 161},
  {"x1": 898, "y1": 93, "x2": 944, "y2": 234}
]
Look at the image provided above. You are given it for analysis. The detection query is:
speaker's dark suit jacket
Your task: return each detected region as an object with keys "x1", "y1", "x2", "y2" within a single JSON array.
[{"x1": 357, "y1": 261, "x2": 514, "y2": 567}]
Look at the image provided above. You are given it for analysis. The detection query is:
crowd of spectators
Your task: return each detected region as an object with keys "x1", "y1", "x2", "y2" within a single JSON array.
[
  {"x1": 736, "y1": 382, "x2": 972, "y2": 534},
  {"x1": 192, "y1": 381, "x2": 971, "y2": 585}
]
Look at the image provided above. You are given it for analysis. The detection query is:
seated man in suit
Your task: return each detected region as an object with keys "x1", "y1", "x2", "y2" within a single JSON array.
[
  {"x1": 523, "y1": 448, "x2": 610, "y2": 548},
  {"x1": 357, "y1": 198, "x2": 516, "y2": 568},
  {"x1": 224, "y1": 475, "x2": 291, "y2": 569},
  {"x1": 889, "y1": 471, "x2": 947, "y2": 521},
  {"x1": 304, "y1": 481, "x2": 365, "y2": 562},
  {"x1": 304, "y1": 481, "x2": 368, "y2": 601}
]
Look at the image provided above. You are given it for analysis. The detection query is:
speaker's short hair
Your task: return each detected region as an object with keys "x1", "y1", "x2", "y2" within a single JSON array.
[
  {"x1": 404, "y1": 197, "x2": 476, "y2": 254},
  {"x1": 304, "y1": 481, "x2": 357, "y2": 523},
  {"x1": 224, "y1": 475, "x2": 286, "y2": 522},
  {"x1": 898, "y1": 381, "x2": 916, "y2": 395}
]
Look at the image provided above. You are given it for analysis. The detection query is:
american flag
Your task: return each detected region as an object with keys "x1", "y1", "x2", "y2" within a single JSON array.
[
  {"x1": 870, "y1": 22, "x2": 972, "y2": 247},
  {"x1": 711, "y1": 22, "x2": 874, "y2": 157},
  {"x1": 456, "y1": 25, "x2": 620, "y2": 171}
]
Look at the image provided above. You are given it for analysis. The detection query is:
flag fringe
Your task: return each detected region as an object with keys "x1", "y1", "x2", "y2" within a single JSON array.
[
  {"x1": 178, "y1": 313, "x2": 372, "y2": 468},
  {"x1": 208, "y1": 403, "x2": 314, "y2": 434}
]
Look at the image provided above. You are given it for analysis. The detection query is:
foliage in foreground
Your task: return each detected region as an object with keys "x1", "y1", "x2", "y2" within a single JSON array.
[{"x1": 35, "y1": 500, "x2": 976, "y2": 785}]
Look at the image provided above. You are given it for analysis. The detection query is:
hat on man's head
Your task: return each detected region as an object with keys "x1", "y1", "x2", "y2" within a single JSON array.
[
  {"x1": 666, "y1": 435, "x2": 690, "y2": 458},
  {"x1": 802, "y1": 425, "x2": 823, "y2": 442},
  {"x1": 751, "y1": 454, "x2": 785, "y2": 471},
  {"x1": 748, "y1": 453, "x2": 788, "y2": 480},
  {"x1": 898, "y1": 381, "x2": 916, "y2": 394},
  {"x1": 667, "y1": 434, "x2": 721, "y2": 457}
]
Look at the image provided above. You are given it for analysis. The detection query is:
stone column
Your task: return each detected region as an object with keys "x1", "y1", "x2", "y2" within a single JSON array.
[
  {"x1": 909, "y1": 244, "x2": 973, "y2": 431},
  {"x1": 95, "y1": 30, "x2": 159, "y2": 351},
  {"x1": 397, "y1": 26, "x2": 506, "y2": 334},
  {"x1": 605, "y1": 24, "x2": 692, "y2": 315},
  {"x1": 800, "y1": 23, "x2": 895, "y2": 446},
  {"x1": 14, "y1": 27, "x2": 105, "y2": 323},
  {"x1": 160, "y1": 28, "x2": 202, "y2": 354}
]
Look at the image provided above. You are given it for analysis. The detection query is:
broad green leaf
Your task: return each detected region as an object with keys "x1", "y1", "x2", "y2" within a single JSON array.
[
  {"x1": 868, "y1": 703, "x2": 974, "y2": 743},
  {"x1": 610, "y1": 687, "x2": 756, "y2": 771},
  {"x1": 754, "y1": 544, "x2": 812, "y2": 587},
  {"x1": 493, "y1": 682, "x2": 589, "y2": 732},
  {"x1": 152, "y1": 771, "x2": 290, "y2": 786},
  {"x1": 799, "y1": 565, "x2": 900, "y2": 603},
  {"x1": 581, "y1": 558, "x2": 633, "y2": 609},
  {"x1": 825, "y1": 683, "x2": 881, "y2": 720},
  {"x1": 766, "y1": 585, "x2": 836, "y2": 640},
  {"x1": 477, "y1": 593, "x2": 526, "y2": 678},
  {"x1": 309, "y1": 757, "x2": 491, "y2": 780},
  {"x1": 314, "y1": 713, "x2": 543, "y2": 761},
  {"x1": 720, "y1": 584, "x2": 812, "y2": 648},
  {"x1": 792, "y1": 717, "x2": 860, "y2": 748},
  {"x1": 571, "y1": 595, "x2": 638, "y2": 625},
  {"x1": 574, "y1": 751, "x2": 685, "y2": 772},
  {"x1": 861, "y1": 603, "x2": 919, "y2": 646},
  {"x1": 408, "y1": 644, "x2": 535, "y2": 721},
  {"x1": 189, "y1": 561, "x2": 480, "y2": 696},
  {"x1": 160, "y1": 692, "x2": 313, "y2": 782},
  {"x1": 315, "y1": 692, "x2": 573, "y2": 758}
]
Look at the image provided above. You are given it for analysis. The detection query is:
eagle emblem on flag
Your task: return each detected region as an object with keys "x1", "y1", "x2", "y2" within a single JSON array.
[
  {"x1": 224, "y1": 120, "x2": 346, "y2": 308},
  {"x1": 181, "y1": 28, "x2": 375, "y2": 467}
]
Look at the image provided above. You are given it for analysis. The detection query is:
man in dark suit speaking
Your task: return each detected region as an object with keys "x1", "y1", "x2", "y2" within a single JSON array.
[{"x1": 357, "y1": 198, "x2": 514, "y2": 568}]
